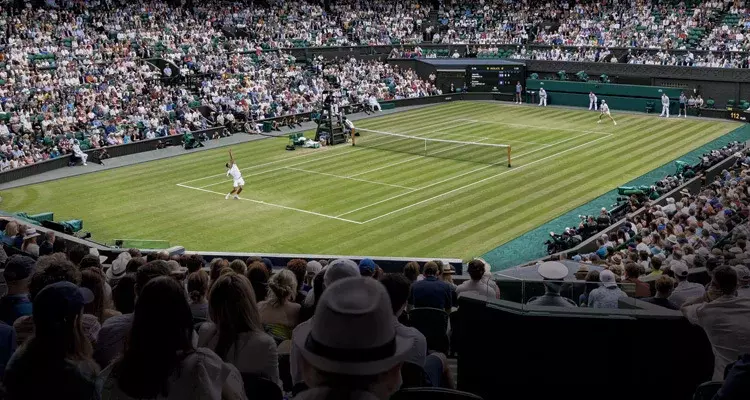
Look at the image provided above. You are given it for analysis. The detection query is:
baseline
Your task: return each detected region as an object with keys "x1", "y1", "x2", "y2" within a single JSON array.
[
  {"x1": 458, "y1": 118, "x2": 612, "y2": 136},
  {"x1": 175, "y1": 183, "x2": 364, "y2": 225}
]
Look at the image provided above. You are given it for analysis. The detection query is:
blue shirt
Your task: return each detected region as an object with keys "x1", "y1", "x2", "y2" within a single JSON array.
[
  {"x1": 408, "y1": 276, "x2": 453, "y2": 310},
  {"x1": 0, "y1": 294, "x2": 32, "y2": 325},
  {"x1": 0, "y1": 321, "x2": 16, "y2": 378},
  {"x1": 516, "y1": 84, "x2": 522, "y2": 93}
]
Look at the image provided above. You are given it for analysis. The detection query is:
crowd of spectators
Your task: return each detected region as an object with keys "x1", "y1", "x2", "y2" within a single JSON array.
[
  {"x1": 0, "y1": 1, "x2": 438, "y2": 172},
  {"x1": 0, "y1": 232, "x2": 479, "y2": 399},
  {"x1": 534, "y1": 146, "x2": 750, "y2": 382},
  {"x1": 6, "y1": 0, "x2": 750, "y2": 172}
]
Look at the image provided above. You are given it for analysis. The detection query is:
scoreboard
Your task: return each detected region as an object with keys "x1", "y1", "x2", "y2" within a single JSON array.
[{"x1": 465, "y1": 65, "x2": 525, "y2": 93}]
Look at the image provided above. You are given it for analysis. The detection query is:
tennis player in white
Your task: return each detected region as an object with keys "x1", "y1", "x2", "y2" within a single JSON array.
[
  {"x1": 225, "y1": 149, "x2": 244, "y2": 200},
  {"x1": 597, "y1": 100, "x2": 617, "y2": 125}
]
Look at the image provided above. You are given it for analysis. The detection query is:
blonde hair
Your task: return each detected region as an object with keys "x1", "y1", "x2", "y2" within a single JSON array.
[
  {"x1": 267, "y1": 269, "x2": 297, "y2": 306},
  {"x1": 4, "y1": 221, "x2": 18, "y2": 237}
]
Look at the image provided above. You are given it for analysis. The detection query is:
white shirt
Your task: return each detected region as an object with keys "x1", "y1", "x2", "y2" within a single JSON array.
[
  {"x1": 662, "y1": 95, "x2": 670, "y2": 106},
  {"x1": 683, "y1": 295, "x2": 750, "y2": 380},
  {"x1": 227, "y1": 163, "x2": 242, "y2": 180},
  {"x1": 589, "y1": 93, "x2": 597, "y2": 101},
  {"x1": 601, "y1": 103, "x2": 610, "y2": 113},
  {"x1": 456, "y1": 279, "x2": 499, "y2": 298},
  {"x1": 668, "y1": 280, "x2": 706, "y2": 307},
  {"x1": 539, "y1": 88, "x2": 547, "y2": 98}
]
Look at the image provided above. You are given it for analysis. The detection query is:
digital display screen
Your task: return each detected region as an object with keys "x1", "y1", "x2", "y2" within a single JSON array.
[{"x1": 465, "y1": 65, "x2": 525, "y2": 93}]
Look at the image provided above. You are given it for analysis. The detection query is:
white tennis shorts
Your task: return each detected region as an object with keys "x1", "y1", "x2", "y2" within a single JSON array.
[{"x1": 233, "y1": 178, "x2": 245, "y2": 188}]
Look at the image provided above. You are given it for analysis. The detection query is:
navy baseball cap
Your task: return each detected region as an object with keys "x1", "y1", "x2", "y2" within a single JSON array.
[
  {"x1": 33, "y1": 281, "x2": 93, "y2": 326},
  {"x1": 3, "y1": 254, "x2": 36, "y2": 282},
  {"x1": 358, "y1": 258, "x2": 376, "y2": 274}
]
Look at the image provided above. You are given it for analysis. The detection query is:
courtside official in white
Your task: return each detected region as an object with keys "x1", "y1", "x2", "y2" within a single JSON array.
[
  {"x1": 72, "y1": 140, "x2": 88, "y2": 166},
  {"x1": 225, "y1": 149, "x2": 244, "y2": 200},
  {"x1": 660, "y1": 93, "x2": 670, "y2": 118},
  {"x1": 589, "y1": 91, "x2": 598, "y2": 110},
  {"x1": 538, "y1": 88, "x2": 547, "y2": 107}
]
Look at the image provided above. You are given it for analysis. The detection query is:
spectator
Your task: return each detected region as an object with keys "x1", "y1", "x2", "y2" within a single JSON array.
[
  {"x1": 0, "y1": 321, "x2": 15, "y2": 378},
  {"x1": 198, "y1": 273, "x2": 280, "y2": 386},
  {"x1": 1, "y1": 222, "x2": 19, "y2": 247},
  {"x1": 112, "y1": 275, "x2": 137, "y2": 315},
  {"x1": 67, "y1": 245, "x2": 89, "y2": 268},
  {"x1": 528, "y1": 261, "x2": 577, "y2": 307},
  {"x1": 291, "y1": 258, "x2": 361, "y2": 385},
  {"x1": 125, "y1": 257, "x2": 146, "y2": 274},
  {"x1": 13, "y1": 254, "x2": 91, "y2": 347},
  {"x1": 380, "y1": 273, "x2": 452, "y2": 388},
  {"x1": 403, "y1": 261, "x2": 421, "y2": 283},
  {"x1": 246, "y1": 261, "x2": 270, "y2": 302},
  {"x1": 98, "y1": 276, "x2": 246, "y2": 399},
  {"x1": 579, "y1": 270, "x2": 601, "y2": 307},
  {"x1": 187, "y1": 270, "x2": 210, "y2": 325},
  {"x1": 80, "y1": 269, "x2": 121, "y2": 324},
  {"x1": 228, "y1": 259, "x2": 247, "y2": 275},
  {"x1": 435, "y1": 261, "x2": 457, "y2": 291},
  {"x1": 106, "y1": 252, "x2": 132, "y2": 287},
  {"x1": 713, "y1": 354, "x2": 750, "y2": 400},
  {"x1": 683, "y1": 266, "x2": 750, "y2": 381},
  {"x1": 95, "y1": 260, "x2": 170, "y2": 368},
  {"x1": 646, "y1": 257, "x2": 664, "y2": 278},
  {"x1": 587, "y1": 270, "x2": 627, "y2": 309},
  {"x1": 456, "y1": 259, "x2": 499, "y2": 299},
  {"x1": 669, "y1": 263, "x2": 707, "y2": 307},
  {"x1": 20, "y1": 228, "x2": 41, "y2": 257},
  {"x1": 3, "y1": 282, "x2": 99, "y2": 400},
  {"x1": 623, "y1": 262, "x2": 651, "y2": 298},
  {"x1": 286, "y1": 258, "x2": 309, "y2": 304},
  {"x1": 293, "y1": 277, "x2": 413, "y2": 400},
  {"x1": 359, "y1": 258, "x2": 377, "y2": 278},
  {"x1": 305, "y1": 261, "x2": 323, "y2": 291},
  {"x1": 184, "y1": 254, "x2": 204, "y2": 274},
  {"x1": 408, "y1": 261, "x2": 453, "y2": 312},
  {"x1": 735, "y1": 266, "x2": 750, "y2": 298},
  {"x1": 38, "y1": 231, "x2": 55, "y2": 256},
  {"x1": 0, "y1": 255, "x2": 35, "y2": 325},
  {"x1": 642, "y1": 275, "x2": 680, "y2": 310},
  {"x1": 258, "y1": 269, "x2": 300, "y2": 342},
  {"x1": 209, "y1": 258, "x2": 230, "y2": 284}
]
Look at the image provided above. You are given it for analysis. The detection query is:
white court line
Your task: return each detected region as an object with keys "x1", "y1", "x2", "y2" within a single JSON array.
[
  {"x1": 459, "y1": 118, "x2": 611, "y2": 136},
  {"x1": 284, "y1": 167, "x2": 416, "y2": 190},
  {"x1": 175, "y1": 184, "x2": 363, "y2": 224},
  {"x1": 398, "y1": 119, "x2": 477, "y2": 134},
  {"x1": 358, "y1": 134, "x2": 614, "y2": 224}
]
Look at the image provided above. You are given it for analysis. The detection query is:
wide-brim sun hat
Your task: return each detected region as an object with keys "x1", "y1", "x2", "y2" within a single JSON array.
[{"x1": 293, "y1": 277, "x2": 414, "y2": 376}]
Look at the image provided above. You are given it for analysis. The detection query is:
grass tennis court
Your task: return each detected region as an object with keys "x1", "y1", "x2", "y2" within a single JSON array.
[{"x1": 0, "y1": 101, "x2": 741, "y2": 262}]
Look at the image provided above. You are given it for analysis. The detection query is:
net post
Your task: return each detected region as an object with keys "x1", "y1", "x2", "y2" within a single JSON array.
[{"x1": 507, "y1": 146, "x2": 512, "y2": 168}]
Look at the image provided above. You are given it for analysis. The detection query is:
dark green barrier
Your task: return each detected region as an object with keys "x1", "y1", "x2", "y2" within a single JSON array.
[
  {"x1": 535, "y1": 91, "x2": 675, "y2": 114},
  {"x1": 525, "y1": 80, "x2": 683, "y2": 98}
]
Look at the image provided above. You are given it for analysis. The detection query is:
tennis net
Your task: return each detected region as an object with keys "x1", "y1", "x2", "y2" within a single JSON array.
[{"x1": 352, "y1": 129, "x2": 512, "y2": 167}]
